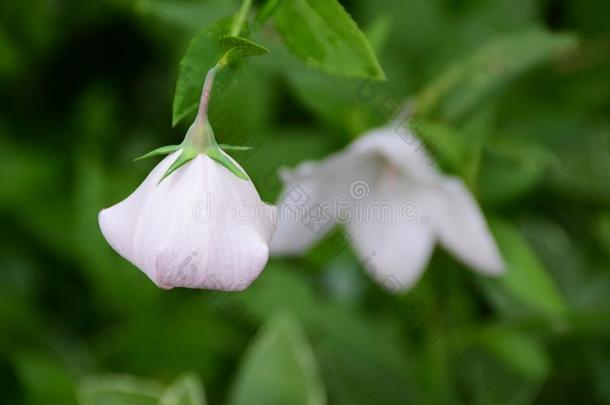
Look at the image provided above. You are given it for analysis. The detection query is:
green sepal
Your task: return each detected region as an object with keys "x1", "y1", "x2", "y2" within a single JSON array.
[
  {"x1": 218, "y1": 36, "x2": 269, "y2": 66},
  {"x1": 134, "y1": 144, "x2": 182, "y2": 161},
  {"x1": 206, "y1": 146, "x2": 249, "y2": 181},
  {"x1": 158, "y1": 147, "x2": 199, "y2": 184},
  {"x1": 219, "y1": 144, "x2": 253, "y2": 151}
]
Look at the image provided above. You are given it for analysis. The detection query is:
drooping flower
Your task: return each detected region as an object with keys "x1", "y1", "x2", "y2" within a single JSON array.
[
  {"x1": 271, "y1": 125, "x2": 504, "y2": 291},
  {"x1": 99, "y1": 68, "x2": 276, "y2": 291}
]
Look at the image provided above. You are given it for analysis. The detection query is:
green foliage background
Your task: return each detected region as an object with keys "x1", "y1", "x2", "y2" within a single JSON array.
[{"x1": 0, "y1": 0, "x2": 609, "y2": 404}]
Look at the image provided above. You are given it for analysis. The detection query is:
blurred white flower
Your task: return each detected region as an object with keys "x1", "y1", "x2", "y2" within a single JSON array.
[
  {"x1": 271, "y1": 126, "x2": 504, "y2": 291},
  {"x1": 99, "y1": 68, "x2": 276, "y2": 291}
]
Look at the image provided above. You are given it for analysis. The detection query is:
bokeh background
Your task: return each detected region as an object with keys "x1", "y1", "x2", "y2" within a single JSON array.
[{"x1": 1, "y1": 0, "x2": 610, "y2": 404}]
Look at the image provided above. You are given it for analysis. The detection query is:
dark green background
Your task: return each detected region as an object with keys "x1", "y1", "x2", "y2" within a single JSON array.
[{"x1": 1, "y1": 0, "x2": 609, "y2": 403}]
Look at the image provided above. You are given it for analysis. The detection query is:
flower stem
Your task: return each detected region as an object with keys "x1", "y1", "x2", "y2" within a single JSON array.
[
  {"x1": 230, "y1": 0, "x2": 253, "y2": 37},
  {"x1": 197, "y1": 65, "x2": 218, "y2": 119},
  {"x1": 197, "y1": 0, "x2": 252, "y2": 119}
]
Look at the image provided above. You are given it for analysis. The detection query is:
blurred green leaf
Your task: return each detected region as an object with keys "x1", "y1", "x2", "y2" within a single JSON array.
[
  {"x1": 273, "y1": 0, "x2": 385, "y2": 80},
  {"x1": 160, "y1": 374, "x2": 206, "y2": 405},
  {"x1": 315, "y1": 338, "x2": 420, "y2": 405},
  {"x1": 364, "y1": 15, "x2": 392, "y2": 56},
  {"x1": 135, "y1": 0, "x2": 236, "y2": 32},
  {"x1": 239, "y1": 265, "x2": 422, "y2": 404},
  {"x1": 480, "y1": 218, "x2": 567, "y2": 321},
  {"x1": 285, "y1": 66, "x2": 376, "y2": 135},
  {"x1": 255, "y1": 0, "x2": 280, "y2": 25},
  {"x1": 459, "y1": 347, "x2": 545, "y2": 405},
  {"x1": 229, "y1": 312, "x2": 326, "y2": 405},
  {"x1": 242, "y1": 129, "x2": 335, "y2": 201},
  {"x1": 14, "y1": 352, "x2": 78, "y2": 405},
  {"x1": 521, "y1": 216, "x2": 610, "y2": 315},
  {"x1": 478, "y1": 138, "x2": 556, "y2": 205},
  {"x1": 105, "y1": 295, "x2": 242, "y2": 385},
  {"x1": 479, "y1": 326, "x2": 550, "y2": 380},
  {"x1": 409, "y1": 119, "x2": 468, "y2": 174},
  {"x1": 415, "y1": 28, "x2": 577, "y2": 123},
  {"x1": 78, "y1": 374, "x2": 164, "y2": 405},
  {"x1": 549, "y1": 129, "x2": 610, "y2": 204}
]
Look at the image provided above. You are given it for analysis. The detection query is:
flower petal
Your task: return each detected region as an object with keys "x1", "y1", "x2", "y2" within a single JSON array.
[
  {"x1": 350, "y1": 127, "x2": 442, "y2": 185},
  {"x1": 345, "y1": 185, "x2": 436, "y2": 291},
  {"x1": 270, "y1": 149, "x2": 380, "y2": 255},
  {"x1": 99, "y1": 152, "x2": 275, "y2": 291},
  {"x1": 271, "y1": 125, "x2": 439, "y2": 258},
  {"x1": 422, "y1": 177, "x2": 504, "y2": 275}
]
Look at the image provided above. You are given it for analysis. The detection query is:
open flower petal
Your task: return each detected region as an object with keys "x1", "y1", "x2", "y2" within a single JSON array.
[
  {"x1": 350, "y1": 128, "x2": 442, "y2": 185},
  {"x1": 423, "y1": 178, "x2": 504, "y2": 275},
  {"x1": 345, "y1": 184, "x2": 436, "y2": 291},
  {"x1": 271, "y1": 124, "x2": 504, "y2": 292},
  {"x1": 271, "y1": 147, "x2": 379, "y2": 255}
]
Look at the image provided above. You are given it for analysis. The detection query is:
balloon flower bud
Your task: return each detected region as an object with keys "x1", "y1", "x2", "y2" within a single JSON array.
[{"x1": 99, "y1": 67, "x2": 276, "y2": 291}]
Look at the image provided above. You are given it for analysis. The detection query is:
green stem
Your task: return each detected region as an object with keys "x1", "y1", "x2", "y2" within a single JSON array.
[
  {"x1": 197, "y1": 65, "x2": 218, "y2": 119},
  {"x1": 195, "y1": 0, "x2": 252, "y2": 129},
  {"x1": 230, "y1": 0, "x2": 253, "y2": 37}
]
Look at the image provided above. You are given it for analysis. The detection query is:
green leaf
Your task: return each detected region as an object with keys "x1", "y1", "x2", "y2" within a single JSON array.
[
  {"x1": 160, "y1": 374, "x2": 206, "y2": 405},
  {"x1": 273, "y1": 0, "x2": 385, "y2": 80},
  {"x1": 158, "y1": 147, "x2": 199, "y2": 184},
  {"x1": 480, "y1": 218, "x2": 567, "y2": 321},
  {"x1": 229, "y1": 312, "x2": 326, "y2": 405},
  {"x1": 206, "y1": 146, "x2": 249, "y2": 180},
  {"x1": 219, "y1": 36, "x2": 269, "y2": 66},
  {"x1": 77, "y1": 374, "x2": 164, "y2": 405},
  {"x1": 415, "y1": 28, "x2": 577, "y2": 123},
  {"x1": 280, "y1": 17, "x2": 395, "y2": 136},
  {"x1": 134, "y1": 144, "x2": 182, "y2": 161},
  {"x1": 173, "y1": 20, "x2": 270, "y2": 126}
]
